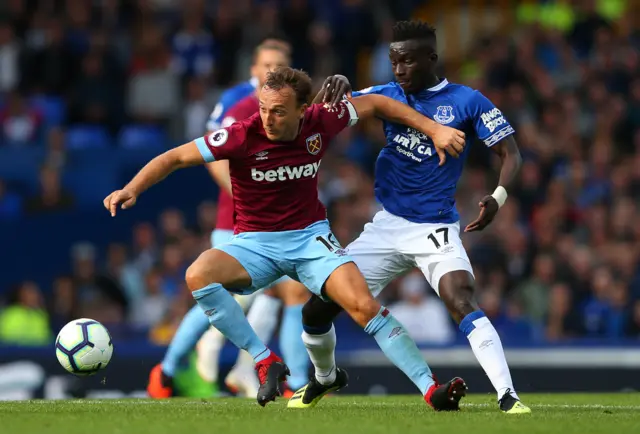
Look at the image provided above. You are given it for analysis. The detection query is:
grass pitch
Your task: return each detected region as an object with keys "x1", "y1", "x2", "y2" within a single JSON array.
[{"x1": 2, "y1": 394, "x2": 639, "y2": 434}]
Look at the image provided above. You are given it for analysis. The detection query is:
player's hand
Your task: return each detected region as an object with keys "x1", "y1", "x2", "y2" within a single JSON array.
[
  {"x1": 103, "y1": 189, "x2": 137, "y2": 217},
  {"x1": 431, "y1": 125, "x2": 466, "y2": 166},
  {"x1": 464, "y1": 195, "x2": 499, "y2": 232},
  {"x1": 321, "y1": 75, "x2": 352, "y2": 107}
]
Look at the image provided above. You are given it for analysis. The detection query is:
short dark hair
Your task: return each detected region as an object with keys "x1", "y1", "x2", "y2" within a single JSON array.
[
  {"x1": 392, "y1": 20, "x2": 436, "y2": 43},
  {"x1": 252, "y1": 41, "x2": 291, "y2": 64},
  {"x1": 264, "y1": 67, "x2": 312, "y2": 106}
]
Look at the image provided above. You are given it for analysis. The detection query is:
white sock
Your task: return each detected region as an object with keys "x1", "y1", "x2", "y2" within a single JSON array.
[
  {"x1": 232, "y1": 293, "x2": 282, "y2": 372},
  {"x1": 301, "y1": 325, "x2": 336, "y2": 386},
  {"x1": 466, "y1": 316, "x2": 518, "y2": 401},
  {"x1": 195, "y1": 327, "x2": 225, "y2": 383},
  {"x1": 246, "y1": 293, "x2": 282, "y2": 343}
]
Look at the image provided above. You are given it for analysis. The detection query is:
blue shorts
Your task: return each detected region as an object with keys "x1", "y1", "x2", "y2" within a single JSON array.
[
  {"x1": 211, "y1": 229, "x2": 234, "y2": 248},
  {"x1": 211, "y1": 228, "x2": 290, "y2": 288},
  {"x1": 215, "y1": 220, "x2": 353, "y2": 298}
]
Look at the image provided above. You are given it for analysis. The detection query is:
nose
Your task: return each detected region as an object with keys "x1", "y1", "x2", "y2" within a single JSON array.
[
  {"x1": 265, "y1": 112, "x2": 274, "y2": 127},
  {"x1": 394, "y1": 63, "x2": 407, "y2": 78}
]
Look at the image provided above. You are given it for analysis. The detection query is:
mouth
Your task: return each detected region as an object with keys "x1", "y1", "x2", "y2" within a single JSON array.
[{"x1": 397, "y1": 79, "x2": 412, "y2": 88}]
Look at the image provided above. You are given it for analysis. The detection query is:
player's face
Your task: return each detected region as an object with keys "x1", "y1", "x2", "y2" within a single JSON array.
[
  {"x1": 389, "y1": 39, "x2": 437, "y2": 94},
  {"x1": 251, "y1": 49, "x2": 291, "y2": 88},
  {"x1": 259, "y1": 86, "x2": 307, "y2": 141}
]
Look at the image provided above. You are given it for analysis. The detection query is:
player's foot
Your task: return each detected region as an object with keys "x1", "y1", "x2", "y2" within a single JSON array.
[
  {"x1": 147, "y1": 364, "x2": 173, "y2": 399},
  {"x1": 424, "y1": 376, "x2": 467, "y2": 411},
  {"x1": 255, "y1": 352, "x2": 290, "y2": 407},
  {"x1": 225, "y1": 365, "x2": 260, "y2": 398},
  {"x1": 499, "y1": 389, "x2": 531, "y2": 414},
  {"x1": 287, "y1": 368, "x2": 348, "y2": 409}
]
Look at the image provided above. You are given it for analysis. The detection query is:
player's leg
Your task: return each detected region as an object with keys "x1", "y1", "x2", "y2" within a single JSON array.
[
  {"x1": 225, "y1": 287, "x2": 281, "y2": 397},
  {"x1": 273, "y1": 278, "x2": 311, "y2": 393},
  {"x1": 293, "y1": 213, "x2": 406, "y2": 395},
  {"x1": 227, "y1": 277, "x2": 310, "y2": 396},
  {"x1": 147, "y1": 229, "x2": 234, "y2": 398},
  {"x1": 322, "y1": 263, "x2": 466, "y2": 411},
  {"x1": 415, "y1": 222, "x2": 530, "y2": 414},
  {"x1": 288, "y1": 220, "x2": 466, "y2": 410},
  {"x1": 186, "y1": 243, "x2": 288, "y2": 406}
]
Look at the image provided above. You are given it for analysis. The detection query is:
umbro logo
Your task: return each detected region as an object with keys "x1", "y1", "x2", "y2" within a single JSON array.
[
  {"x1": 255, "y1": 151, "x2": 269, "y2": 161},
  {"x1": 204, "y1": 309, "x2": 216, "y2": 316},
  {"x1": 388, "y1": 326, "x2": 404, "y2": 339}
]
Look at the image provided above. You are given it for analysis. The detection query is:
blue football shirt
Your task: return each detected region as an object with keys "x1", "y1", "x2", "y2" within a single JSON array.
[{"x1": 352, "y1": 79, "x2": 515, "y2": 224}]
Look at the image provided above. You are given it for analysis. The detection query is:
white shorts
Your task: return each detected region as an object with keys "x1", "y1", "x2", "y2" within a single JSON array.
[{"x1": 346, "y1": 210, "x2": 474, "y2": 297}]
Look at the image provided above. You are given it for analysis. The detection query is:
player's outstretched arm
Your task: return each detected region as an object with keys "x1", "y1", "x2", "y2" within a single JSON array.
[
  {"x1": 103, "y1": 142, "x2": 205, "y2": 216},
  {"x1": 350, "y1": 94, "x2": 466, "y2": 166}
]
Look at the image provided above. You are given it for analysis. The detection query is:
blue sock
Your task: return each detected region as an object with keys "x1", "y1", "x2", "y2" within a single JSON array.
[
  {"x1": 364, "y1": 306, "x2": 434, "y2": 395},
  {"x1": 161, "y1": 304, "x2": 211, "y2": 376},
  {"x1": 459, "y1": 310, "x2": 487, "y2": 336},
  {"x1": 193, "y1": 283, "x2": 270, "y2": 363},
  {"x1": 280, "y1": 304, "x2": 309, "y2": 390}
]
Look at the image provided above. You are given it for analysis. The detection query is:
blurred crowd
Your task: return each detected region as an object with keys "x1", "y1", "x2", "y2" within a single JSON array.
[{"x1": 1, "y1": 0, "x2": 640, "y2": 348}]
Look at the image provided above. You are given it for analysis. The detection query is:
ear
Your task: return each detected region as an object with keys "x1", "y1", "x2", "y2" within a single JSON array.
[{"x1": 299, "y1": 103, "x2": 308, "y2": 119}]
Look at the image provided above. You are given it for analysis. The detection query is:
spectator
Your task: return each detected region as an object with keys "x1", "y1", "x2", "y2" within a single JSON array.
[
  {"x1": 24, "y1": 165, "x2": 74, "y2": 214},
  {"x1": 21, "y1": 17, "x2": 75, "y2": 95},
  {"x1": 170, "y1": 10, "x2": 215, "y2": 79},
  {"x1": 389, "y1": 271, "x2": 455, "y2": 344},
  {"x1": 67, "y1": 52, "x2": 122, "y2": 131},
  {"x1": 71, "y1": 242, "x2": 128, "y2": 325},
  {"x1": 0, "y1": 281, "x2": 51, "y2": 346},
  {"x1": 127, "y1": 25, "x2": 180, "y2": 126},
  {"x1": 0, "y1": 91, "x2": 42, "y2": 145},
  {"x1": 183, "y1": 77, "x2": 210, "y2": 140},
  {"x1": 131, "y1": 266, "x2": 170, "y2": 328}
]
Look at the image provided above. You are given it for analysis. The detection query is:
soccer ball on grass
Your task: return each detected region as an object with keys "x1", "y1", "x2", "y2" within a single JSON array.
[{"x1": 55, "y1": 318, "x2": 113, "y2": 376}]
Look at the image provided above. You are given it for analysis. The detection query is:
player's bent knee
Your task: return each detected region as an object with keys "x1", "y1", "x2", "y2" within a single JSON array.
[
  {"x1": 185, "y1": 249, "x2": 252, "y2": 292},
  {"x1": 348, "y1": 297, "x2": 381, "y2": 328},
  {"x1": 185, "y1": 261, "x2": 208, "y2": 292}
]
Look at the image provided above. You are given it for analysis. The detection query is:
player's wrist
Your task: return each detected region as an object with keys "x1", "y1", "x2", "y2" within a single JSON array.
[{"x1": 491, "y1": 186, "x2": 508, "y2": 208}]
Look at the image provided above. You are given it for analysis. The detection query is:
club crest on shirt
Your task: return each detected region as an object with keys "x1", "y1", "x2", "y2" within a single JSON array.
[
  {"x1": 306, "y1": 133, "x2": 322, "y2": 155},
  {"x1": 434, "y1": 106, "x2": 455, "y2": 124}
]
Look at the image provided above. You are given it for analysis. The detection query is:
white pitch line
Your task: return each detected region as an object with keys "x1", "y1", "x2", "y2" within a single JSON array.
[{"x1": 11, "y1": 400, "x2": 640, "y2": 410}]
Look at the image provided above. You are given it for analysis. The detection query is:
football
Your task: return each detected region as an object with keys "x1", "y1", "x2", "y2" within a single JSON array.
[{"x1": 55, "y1": 318, "x2": 113, "y2": 376}]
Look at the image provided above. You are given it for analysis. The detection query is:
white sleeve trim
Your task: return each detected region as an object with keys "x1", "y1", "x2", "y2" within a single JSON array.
[
  {"x1": 345, "y1": 100, "x2": 358, "y2": 127},
  {"x1": 484, "y1": 126, "x2": 515, "y2": 147}
]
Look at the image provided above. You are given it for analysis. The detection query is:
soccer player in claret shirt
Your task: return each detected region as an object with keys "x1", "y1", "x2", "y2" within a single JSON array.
[
  {"x1": 104, "y1": 66, "x2": 466, "y2": 407},
  {"x1": 148, "y1": 39, "x2": 312, "y2": 400},
  {"x1": 294, "y1": 21, "x2": 531, "y2": 414}
]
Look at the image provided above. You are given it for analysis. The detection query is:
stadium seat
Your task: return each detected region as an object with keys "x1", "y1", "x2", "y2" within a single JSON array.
[
  {"x1": 117, "y1": 125, "x2": 167, "y2": 150},
  {"x1": 65, "y1": 125, "x2": 111, "y2": 150},
  {"x1": 28, "y1": 95, "x2": 66, "y2": 128}
]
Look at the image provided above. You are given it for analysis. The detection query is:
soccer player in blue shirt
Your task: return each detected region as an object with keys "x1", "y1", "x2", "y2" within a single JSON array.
[{"x1": 289, "y1": 21, "x2": 531, "y2": 414}]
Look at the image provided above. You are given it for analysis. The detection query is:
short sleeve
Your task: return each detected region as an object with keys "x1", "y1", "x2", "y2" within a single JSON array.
[
  {"x1": 314, "y1": 100, "x2": 359, "y2": 138},
  {"x1": 195, "y1": 122, "x2": 248, "y2": 162},
  {"x1": 468, "y1": 90, "x2": 515, "y2": 147},
  {"x1": 351, "y1": 83, "x2": 395, "y2": 98}
]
